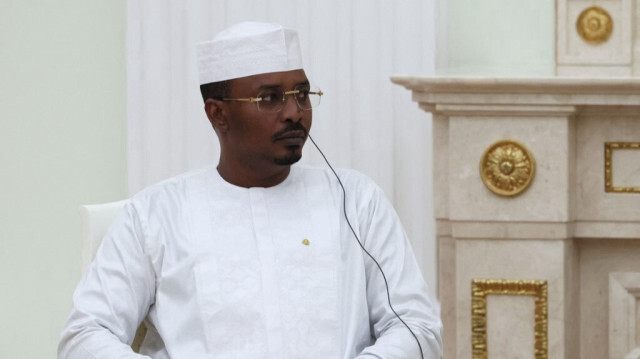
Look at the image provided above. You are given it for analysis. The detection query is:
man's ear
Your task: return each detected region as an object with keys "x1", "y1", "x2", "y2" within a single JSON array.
[{"x1": 204, "y1": 99, "x2": 229, "y2": 133}]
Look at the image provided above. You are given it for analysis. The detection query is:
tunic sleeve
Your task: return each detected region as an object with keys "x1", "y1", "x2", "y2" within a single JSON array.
[
  {"x1": 354, "y1": 182, "x2": 443, "y2": 359},
  {"x1": 58, "y1": 202, "x2": 155, "y2": 359}
]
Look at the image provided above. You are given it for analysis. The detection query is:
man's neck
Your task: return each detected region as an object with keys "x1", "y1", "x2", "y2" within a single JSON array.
[{"x1": 216, "y1": 161, "x2": 291, "y2": 188}]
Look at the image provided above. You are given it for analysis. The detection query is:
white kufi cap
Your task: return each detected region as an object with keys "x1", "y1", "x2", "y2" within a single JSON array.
[{"x1": 197, "y1": 22, "x2": 303, "y2": 84}]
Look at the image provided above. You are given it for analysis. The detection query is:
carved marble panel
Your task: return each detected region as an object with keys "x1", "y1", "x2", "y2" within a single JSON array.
[
  {"x1": 557, "y1": 0, "x2": 634, "y2": 75},
  {"x1": 610, "y1": 272, "x2": 640, "y2": 359}
]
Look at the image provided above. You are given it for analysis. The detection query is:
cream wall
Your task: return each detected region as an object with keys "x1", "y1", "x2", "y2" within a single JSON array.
[
  {"x1": 0, "y1": 1, "x2": 126, "y2": 358},
  {"x1": 437, "y1": 0, "x2": 556, "y2": 76}
]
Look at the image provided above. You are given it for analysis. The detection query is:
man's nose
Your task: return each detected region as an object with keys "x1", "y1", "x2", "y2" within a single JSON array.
[{"x1": 280, "y1": 93, "x2": 303, "y2": 121}]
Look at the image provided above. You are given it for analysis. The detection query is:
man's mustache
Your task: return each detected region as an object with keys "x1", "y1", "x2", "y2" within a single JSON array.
[{"x1": 272, "y1": 122, "x2": 308, "y2": 141}]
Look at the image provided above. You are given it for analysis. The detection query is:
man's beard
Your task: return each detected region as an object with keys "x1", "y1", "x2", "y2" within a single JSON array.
[
  {"x1": 274, "y1": 151, "x2": 302, "y2": 165},
  {"x1": 271, "y1": 121, "x2": 307, "y2": 166}
]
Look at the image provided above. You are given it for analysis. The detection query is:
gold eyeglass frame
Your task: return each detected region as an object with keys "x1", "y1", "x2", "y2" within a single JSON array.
[{"x1": 223, "y1": 87, "x2": 323, "y2": 112}]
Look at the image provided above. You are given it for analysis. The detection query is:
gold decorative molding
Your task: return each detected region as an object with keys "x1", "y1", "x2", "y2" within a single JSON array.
[
  {"x1": 605, "y1": 142, "x2": 640, "y2": 193},
  {"x1": 480, "y1": 140, "x2": 535, "y2": 197},
  {"x1": 576, "y1": 6, "x2": 613, "y2": 45},
  {"x1": 471, "y1": 279, "x2": 548, "y2": 359}
]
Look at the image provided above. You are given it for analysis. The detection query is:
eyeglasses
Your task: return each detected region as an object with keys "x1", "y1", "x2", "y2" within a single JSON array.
[{"x1": 223, "y1": 84, "x2": 323, "y2": 113}]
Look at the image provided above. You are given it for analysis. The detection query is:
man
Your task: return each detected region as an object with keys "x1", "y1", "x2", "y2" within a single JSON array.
[{"x1": 59, "y1": 22, "x2": 443, "y2": 358}]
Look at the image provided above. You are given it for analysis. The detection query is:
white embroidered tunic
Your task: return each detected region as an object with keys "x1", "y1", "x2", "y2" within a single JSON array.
[{"x1": 59, "y1": 165, "x2": 442, "y2": 358}]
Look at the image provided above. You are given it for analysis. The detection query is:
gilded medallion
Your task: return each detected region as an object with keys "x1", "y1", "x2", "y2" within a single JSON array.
[
  {"x1": 576, "y1": 6, "x2": 613, "y2": 45},
  {"x1": 480, "y1": 140, "x2": 535, "y2": 197}
]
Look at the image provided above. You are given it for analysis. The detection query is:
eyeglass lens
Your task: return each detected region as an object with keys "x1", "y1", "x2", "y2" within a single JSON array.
[{"x1": 257, "y1": 85, "x2": 321, "y2": 113}]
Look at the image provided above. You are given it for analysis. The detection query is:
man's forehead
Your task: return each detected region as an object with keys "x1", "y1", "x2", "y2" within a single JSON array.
[{"x1": 231, "y1": 70, "x2": 309, "y2": 91}]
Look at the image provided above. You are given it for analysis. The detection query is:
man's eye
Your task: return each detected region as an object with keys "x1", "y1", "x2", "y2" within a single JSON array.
[{"x1": 261, "y1": 93, "x2": 279, "y2": 103}]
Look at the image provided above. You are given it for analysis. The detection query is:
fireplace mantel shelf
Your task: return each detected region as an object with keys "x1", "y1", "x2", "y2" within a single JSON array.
[{"x1": 391, "y1": 75, "x2": 640, "y2": 95}]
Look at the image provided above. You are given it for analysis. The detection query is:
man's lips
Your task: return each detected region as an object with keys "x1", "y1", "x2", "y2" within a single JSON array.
[{"x1": 274, "y1": 130, "x2": 307, "y2": 142}]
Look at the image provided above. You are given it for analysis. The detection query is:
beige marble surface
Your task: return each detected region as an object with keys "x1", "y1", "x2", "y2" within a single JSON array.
[
  {"x1": 450, "y1": 221, "x2": 573, "y2": 239},
  {"x1": 574, "y1": 221, "x2": 640, "y2": 239},
  {"x1": 437, "y1": 231, "x2": 456, "y2": 359},
  {"x1": 487, "y1": 295, "x2": 535, "y2": 359},
  {"x1": 433, "y1": 114, "x2": 449, "y2": 220},
  {"x1": 612, "y1": 149, "x2": 640, "y2": 187}
]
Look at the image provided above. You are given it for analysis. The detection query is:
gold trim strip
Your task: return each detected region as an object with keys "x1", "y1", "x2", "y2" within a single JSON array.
[
  {"x1": 471, "y1": 279, "x2": 548, "y2": 359},
  {"x1": 605, "y1": 142, "x2": 640, "y2": 193}
]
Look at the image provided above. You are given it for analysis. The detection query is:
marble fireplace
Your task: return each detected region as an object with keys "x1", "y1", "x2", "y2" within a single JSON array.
[{"x1": 392, "y1": 1, "x2": 640, "y2": 356}]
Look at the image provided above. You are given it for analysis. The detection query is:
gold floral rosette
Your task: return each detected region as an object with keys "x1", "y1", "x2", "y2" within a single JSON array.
[
  {"x1": 480, "y1": 140, "x2": 535, "y2": 197},
  {"x1": 576, "y1": 6, "x2": 613, "y2": 45}
]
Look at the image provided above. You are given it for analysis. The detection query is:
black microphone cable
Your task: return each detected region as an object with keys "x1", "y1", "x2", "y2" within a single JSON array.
[{"x1": 307, "y1": 134, "x2": 425, "y2": 359}]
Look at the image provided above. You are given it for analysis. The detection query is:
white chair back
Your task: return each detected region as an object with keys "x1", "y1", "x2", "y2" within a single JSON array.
[
  {"x1": 80, "y1": 200, "x2": 128, "y2": 273},
  {"x1": 79, "y1": 199, "x2": 148, "y2": 352}
]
